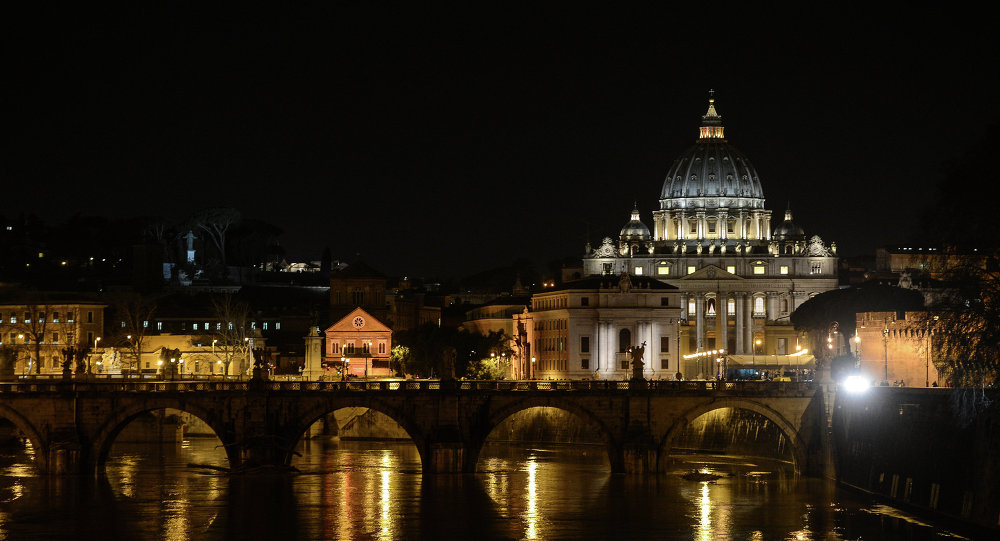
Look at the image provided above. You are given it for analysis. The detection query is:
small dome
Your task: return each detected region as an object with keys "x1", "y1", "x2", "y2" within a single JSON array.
[
  {"x1": 773, "y1": 208, "x2": 806, "y2": 240},
  {"x1": 620, "y1": 207, "x2": 651, "y2": 241}
]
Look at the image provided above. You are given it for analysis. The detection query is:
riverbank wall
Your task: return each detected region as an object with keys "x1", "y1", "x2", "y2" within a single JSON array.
[{"x1": 832, "y1": 387, "x2": 999, "y2": 530}]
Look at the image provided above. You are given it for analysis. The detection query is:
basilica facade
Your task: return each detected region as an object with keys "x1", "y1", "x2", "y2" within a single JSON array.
[{"x1": 580, "y1": 96, "x2": 840, "y2": 378}]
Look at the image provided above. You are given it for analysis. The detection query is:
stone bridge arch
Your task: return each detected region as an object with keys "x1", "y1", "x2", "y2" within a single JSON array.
[
  {"x1": 465, "y1": 395, "x2": 622, "y2": 473},
  {"x1": 659, "y1": 397, "x2": 808, "y2": 474},
  {"x1": 278, "y1": 395, "x2": 428, "y2": 469},
  {"x1": 0, "y1": 403, "x2": 47, "y2": 471},
  {"x1": 90, "y1": 398, "x2": 237, "y2": 476}
]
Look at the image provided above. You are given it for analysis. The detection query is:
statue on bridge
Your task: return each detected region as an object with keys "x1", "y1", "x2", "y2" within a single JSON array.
[{"x1": 630, "y1": 341, "x2": 646, "y2": 381}]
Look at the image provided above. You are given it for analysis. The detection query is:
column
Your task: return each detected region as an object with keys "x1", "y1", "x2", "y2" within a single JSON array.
[
  {"x1": 695, "y1": 294, "x2": 705, "y2": 352},
  {"x1": 680, "y1": 292, "x2": 688, "y2": 321},
  {"x1": 719, "y1": 292, "x2": 728, "y2": 353},
  {"x1": 719, "y1": 210, "x2": 728, "y2": 242},
  {"x1": 678, "y1": 211, "x2": 687, "y2": 241},
  {"x1": 766, "y1": 292, "x2": 778, "y2": 323},
  {"x1": 734, "y1": 294, "x2": 745, "y2": 354},
  {"x1": 744, "y1": 293, "x2": 753, "y2": 354}
]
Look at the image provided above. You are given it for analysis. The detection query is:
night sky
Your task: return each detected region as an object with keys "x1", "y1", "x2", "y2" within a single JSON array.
[{"x1": 8, "y1": 4, "x2": 999, "y2": 279}]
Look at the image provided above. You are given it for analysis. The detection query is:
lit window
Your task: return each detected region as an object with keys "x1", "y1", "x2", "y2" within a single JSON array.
[
  {"x1": 687, "y1": 299, "x2": 696, "y2": 316},
  {"x1": 657, "y1": 264, "x2": 669, "y2": 276},
  {"x1": 193, "y1": 323, "x2": 199, "y2": 331},
  {"x1": 753, "y1": 266, "x2": 765, "y2": 275},
  {"x1": 780, "y1": 266, "x2": 789, "y2": 275},
  {"x1": 728, "y1": 299, "x2": 735, "y2": 315},
  {"x1": 275, "y1": 322, "x2": 281, "y2": 330},
  {"x1": 157, "y1": 322, "x2": 163, "y2": 330},
  {"x1": 726, "y1": 266, "x2": 736, "y2": 274},
  {"x1": 634, "y1": 266, "x2": 643, "y2": 275},
  {"x1": 262, "y1": 322, "x2": 269, "y2": 330},
  {"x1": 753, "y1": 296, "x2": 765, "y2": 316},
  {"x1": 687, "y1": 266, "x2": 697, "y2": 275},
  {"x1": 811, "y1": 263, "x2": 822, "y2": 274}
]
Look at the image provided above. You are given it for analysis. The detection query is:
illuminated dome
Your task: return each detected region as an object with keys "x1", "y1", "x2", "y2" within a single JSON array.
[
  {"x1": 659, "y1": 96, "x2": 765, "y2": 211},
  {"x1": 620, "y1": 206, "x2": 651, "y2": 241},
  {"x1": 651, "y1": 94, "x2": 773, "y2": 248},
  {"x1": 773, "y1": 208, "x2": 806, "y2": 240}
]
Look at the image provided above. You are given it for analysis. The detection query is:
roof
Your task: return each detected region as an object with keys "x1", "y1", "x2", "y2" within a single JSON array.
[
  {"x1": 333, "y1": 259, "x2": 386, "y2": 279},
  {"x1": 540, "y1": 275, "x2": 678, "y2": 293}
]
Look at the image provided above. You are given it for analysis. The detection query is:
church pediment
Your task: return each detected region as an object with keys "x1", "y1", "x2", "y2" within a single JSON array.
[
  {"x1": 325, "y1": 307, "x2": 391, "y2": 334},
  {"x1": 680, "y1": 265, "x2": 743, "y2": 281}
]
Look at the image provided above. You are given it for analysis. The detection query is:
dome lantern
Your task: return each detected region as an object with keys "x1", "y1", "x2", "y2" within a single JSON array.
[{"x1": 698, "y1": 90, "x2": 725, "y2": 140}]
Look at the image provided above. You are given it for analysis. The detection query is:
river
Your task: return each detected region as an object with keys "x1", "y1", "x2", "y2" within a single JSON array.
[{"x1": 0, "y1": 437, "x2": 979, "y2": 540}]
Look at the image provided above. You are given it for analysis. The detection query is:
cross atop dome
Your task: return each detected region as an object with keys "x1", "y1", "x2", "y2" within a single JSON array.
[{"x1": 699, "y1": 91, "x2": 725, "y2": 140}]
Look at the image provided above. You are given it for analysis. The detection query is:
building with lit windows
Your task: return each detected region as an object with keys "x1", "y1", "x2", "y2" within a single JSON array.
[
  {"x1": 0, "y1": 300, "x2": 106, "y2": 374},
  {"x1": 582, "y1": 95, "x2": 838, "y2": 378},
  {"x1": 318, "y1": 307, "x2": 392, "y2": 378},
  {"x1": 512, "y1": 274, "x2": 681, "y2": 380}
]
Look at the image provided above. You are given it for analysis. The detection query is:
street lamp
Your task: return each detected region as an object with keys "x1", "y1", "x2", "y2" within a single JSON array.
[
  {"x1": 530, "y1": 356, "x2": 536, "y2": 379},
  {"x1": 882, "y1": 325, "x2": 890, "y2": 385},
  {"x1": 753, "y1": 339, "x2": 761, "y2": 372}
]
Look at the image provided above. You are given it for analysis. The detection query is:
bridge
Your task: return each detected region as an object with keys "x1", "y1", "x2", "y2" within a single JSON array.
[{"x1": 0, "y1": 379, "x2": 828, "y2": 477}]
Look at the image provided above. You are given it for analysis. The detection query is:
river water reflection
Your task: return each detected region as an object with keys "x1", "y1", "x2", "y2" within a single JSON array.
[{"x1": 0, "y1": 438, "x2": 978, "y2": 540}]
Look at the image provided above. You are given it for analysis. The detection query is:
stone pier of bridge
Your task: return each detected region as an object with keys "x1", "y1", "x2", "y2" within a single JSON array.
[{"x1": 0, "y1": 379, "x2": 828, "y2": 477}]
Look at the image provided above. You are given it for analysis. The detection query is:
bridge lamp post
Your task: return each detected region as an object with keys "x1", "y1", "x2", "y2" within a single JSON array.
[
  {"x1": 366, "y1": 340, "x2": 372, "y2": 378},
  {"x1": 924, "y1": 320, "x2": 929, "y2": 388},
  {"x1": 530, "y1": 357, "x2": 536, "y2": 379},
  {"x1": 92, "y1": 337, "x2": 101, "y2": 375}
]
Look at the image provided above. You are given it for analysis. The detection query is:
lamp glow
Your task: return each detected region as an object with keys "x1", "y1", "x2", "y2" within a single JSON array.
[{"x1": 843, "y1": 375, "x2": 870, "y2": 393}]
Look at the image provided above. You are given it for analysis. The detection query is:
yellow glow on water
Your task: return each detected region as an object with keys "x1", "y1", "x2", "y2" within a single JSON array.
[
  {"x1": 525, "y1": 457, "x2": 538, "y2": 539},
  {"x1": 379, "y1": 452, "x2": 392, "y2": 540},
  {"x1": 162, "y1": 497, "x2": 190, "y2": 541},
  {"x1": 697, "y1": 482, "x2": 712, "y2": 541}
]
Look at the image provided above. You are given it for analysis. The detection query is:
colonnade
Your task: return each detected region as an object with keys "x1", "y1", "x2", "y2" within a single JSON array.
[{"x1": 652, "y1": 208, "x2": 772, "y2": 243}]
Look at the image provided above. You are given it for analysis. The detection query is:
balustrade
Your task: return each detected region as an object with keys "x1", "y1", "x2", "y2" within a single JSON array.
[{"x1": 1, "y1": 377, "x2": 815, "y2": 394}]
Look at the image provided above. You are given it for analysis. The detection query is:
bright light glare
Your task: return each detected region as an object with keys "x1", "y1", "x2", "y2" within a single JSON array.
[{"x1": 843, "y1": 375, "x2": 870, "y2": 393}]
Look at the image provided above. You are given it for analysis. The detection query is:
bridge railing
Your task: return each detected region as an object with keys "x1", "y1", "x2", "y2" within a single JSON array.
[{"x1": 0, "y1": 378, "x2": 815, "y2": 394}]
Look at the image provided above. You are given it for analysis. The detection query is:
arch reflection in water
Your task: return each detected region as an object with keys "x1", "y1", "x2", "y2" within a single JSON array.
[
  {"x1": 103, "y1": 408, "x2": 228, "y2": 538},
  {"x1": 670, "y1": 407, "x2": 795, "y2": 468},
  {"x1": 292, "y1": 404, "x2": 422, "y2": 541}
]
